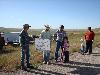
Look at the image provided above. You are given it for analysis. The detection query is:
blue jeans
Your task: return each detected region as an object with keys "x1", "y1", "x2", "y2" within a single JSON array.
[
  {"x1": 21, "y1": 45, "x2": 30, "y2": 67},
  {"x1": 43, "y1": 50, "x2": 50, "y2": 62},
  {"x1": 55, "y1": 40, "x2": 62, "y2": 60}
]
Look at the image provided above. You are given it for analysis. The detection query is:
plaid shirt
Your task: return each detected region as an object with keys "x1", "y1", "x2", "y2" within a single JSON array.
[{"x1": 55, "y1": 30, "x2": 67, "y2": 42}]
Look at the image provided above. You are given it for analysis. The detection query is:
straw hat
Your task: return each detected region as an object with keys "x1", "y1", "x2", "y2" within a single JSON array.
[{"x1": 44, "y1": 24, "x2": 50, "y2": 28}]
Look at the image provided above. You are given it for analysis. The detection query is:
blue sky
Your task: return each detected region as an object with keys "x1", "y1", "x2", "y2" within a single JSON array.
[{"x1": 0, "y1": 0, "x2": 100, "y2": 29}]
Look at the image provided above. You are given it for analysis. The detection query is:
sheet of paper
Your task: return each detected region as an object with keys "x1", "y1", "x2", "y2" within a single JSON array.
[{"x1": 35, "y1": 38, "x2": 50, "y2": 51}]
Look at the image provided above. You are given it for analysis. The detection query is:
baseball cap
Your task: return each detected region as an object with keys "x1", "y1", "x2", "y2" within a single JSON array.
[
  {"x1": 88, "y1": 27, "x2": 91, "y2": 30},
  {"x1": 60, "y1": 25, "x2": 64, "y2": 28}
]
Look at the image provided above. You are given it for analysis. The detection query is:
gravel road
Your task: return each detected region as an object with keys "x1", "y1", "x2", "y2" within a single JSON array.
[{"x1": 0, "y1": 47, "x2": 100, "y2": 75}]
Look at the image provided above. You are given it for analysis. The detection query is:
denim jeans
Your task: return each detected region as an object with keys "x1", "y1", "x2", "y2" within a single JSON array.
[
  {"x1": 55, "y1": 40, "x2": 62, "y2": 60},
  {"x1": 43, "y1": 50, "x2": 50, "y2": 62},
  {"x1": 21, "y1": 45, "x2": 30, "y2": 68}
]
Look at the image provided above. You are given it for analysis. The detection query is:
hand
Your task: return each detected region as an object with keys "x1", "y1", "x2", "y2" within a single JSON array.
[
  {"x1": 92, "y1": 40, "x2": 94, "y2": 43},
  {"x1": 92, "y1": 40, "x2": 94, "y2": 42},
  {"x1": 67, "y1": 46, "x2": 69, "y2": 48}
]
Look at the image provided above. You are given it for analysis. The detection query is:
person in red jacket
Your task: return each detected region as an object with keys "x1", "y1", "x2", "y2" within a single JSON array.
[{"x1": 84, "y1": 27, "x2": 95, "y2": 54}]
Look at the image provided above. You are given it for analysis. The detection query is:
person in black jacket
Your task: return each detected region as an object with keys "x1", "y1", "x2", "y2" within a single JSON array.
[{"x1": 0, "y1": 32, "x2": 5, "y2": 51}]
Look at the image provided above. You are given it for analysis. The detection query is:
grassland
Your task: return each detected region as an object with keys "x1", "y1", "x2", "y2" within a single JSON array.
[{"x1": 0, "y1": 28, "x2": 100, "y2": 71}]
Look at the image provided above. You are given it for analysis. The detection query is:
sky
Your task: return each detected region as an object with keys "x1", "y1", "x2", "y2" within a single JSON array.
[{"x1": 0, "y1": 0, "x2": 100, "y2": 29}]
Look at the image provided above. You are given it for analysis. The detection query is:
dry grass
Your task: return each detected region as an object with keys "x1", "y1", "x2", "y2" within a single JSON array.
[{"x1": 0, "y1": 44, "x2": 43, "y2": 71}]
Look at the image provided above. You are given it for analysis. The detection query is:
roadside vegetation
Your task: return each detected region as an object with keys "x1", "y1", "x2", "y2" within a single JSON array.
[{"x1": 0, "y1": 28, "x2": 100, "y2": 71}]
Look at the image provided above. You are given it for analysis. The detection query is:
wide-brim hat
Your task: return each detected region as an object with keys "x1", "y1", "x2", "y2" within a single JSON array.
[
  {"x1": 23, "y1": 24, "x2": 31, "y2": 28},
  {"x1": 44, "y1": 24, "x2": 50, "y2": 28}
]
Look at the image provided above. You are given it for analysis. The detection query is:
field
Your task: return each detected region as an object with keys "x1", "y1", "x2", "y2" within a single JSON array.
[{"x1": 0, "y1": 28, "x2": 100, "y2": 71}]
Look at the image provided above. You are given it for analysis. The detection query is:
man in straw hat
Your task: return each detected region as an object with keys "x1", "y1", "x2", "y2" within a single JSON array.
[
  {"x1": 19, "y1": 24, "x2": 31, "y2": 70},
  {"x1": 40, "y1": 24, "x2": 52, "y2": 64}
]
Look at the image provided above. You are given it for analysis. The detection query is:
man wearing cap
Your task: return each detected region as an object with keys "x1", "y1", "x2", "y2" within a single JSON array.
[
  {"x1": 54, "y1": 25, "x2": 68, "y2": 62},
  {"x1": 19, "y1": 24, "x2": 31, "y2": 70},
  {"x1": 40, "y1": 24, "x2": 52, "y2": 64},
  {"x1": 84, "y1": 27, "x2": 95, "y2": 54}
]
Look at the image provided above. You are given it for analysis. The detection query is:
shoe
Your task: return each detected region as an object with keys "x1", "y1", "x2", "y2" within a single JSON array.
[
  {"x1": 55, "y1": 60, "x2": 58, "y2": 63},
  {"x1": 47, "y1": 62, "x2": 50, "y2": 65},
  {"x1": 63, "y1": 61, "x2": 69, "y2": 63},
  {"x1": 89, "y1": 52, "x2": 92, "y2": 54},
  {"x1": 61, "y1": 57, "x2": 63, "y2": 61},
  {"x1": 27, "y1": 65, "x2": 34, "y2": 69},
  {"x1": 21, "y1": 66, "x2": 27, "y2": 71},
  {"x1": 85, "y1": 52, "x2": 90, "y2": 55},
  {"x1": 43, "y1": 61, "x2": 46, "y2": 64},
  {"x1": 81, "y1": 52, "x2": 84, "y2": 55}
]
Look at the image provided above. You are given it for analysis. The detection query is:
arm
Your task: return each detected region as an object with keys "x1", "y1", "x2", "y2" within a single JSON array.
[
  {"x1": 84, "y1": 32, "x2": 86, "y2": 40},
  {"x1": 50, "y1": 31, "x2": 53, "y2": 41},
  {"x1": 92, "y1": 31, "x2": 95, "y2": 40},
  {"x1": 2, "y1": 37, "x2": 5, "y2": 46},
  {"x1": 39, "y1": 32, "x2": 44, "y2": 39},
  {"x1": 53, "y1": 30, "x2": 58, "y2": 41}
]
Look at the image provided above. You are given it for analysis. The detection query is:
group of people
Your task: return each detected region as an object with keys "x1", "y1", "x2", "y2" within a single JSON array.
[{"x1": 19, "y1": 24, "x2": 95, "y2": 70}]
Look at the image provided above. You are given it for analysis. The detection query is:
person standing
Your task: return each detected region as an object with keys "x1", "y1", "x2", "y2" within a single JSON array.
[
  {"x1": 19, "y1": 24, "x2": 31, "y2": 70},
  {"x1": 84, "y1": 27, "x2": 95, "y2": 54},
  {"x1": 54, "y1": 25, "x2": 68, "y2": 62},
  {"x1": 0, "y1": 32, "x2": 5, "y2": 51},
  {"x1": 40, "y1": 25, "x2": 52, "y2": 64},
  {"x1": 61, "y1": 36, "x2": 69, "y2": 63}
]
